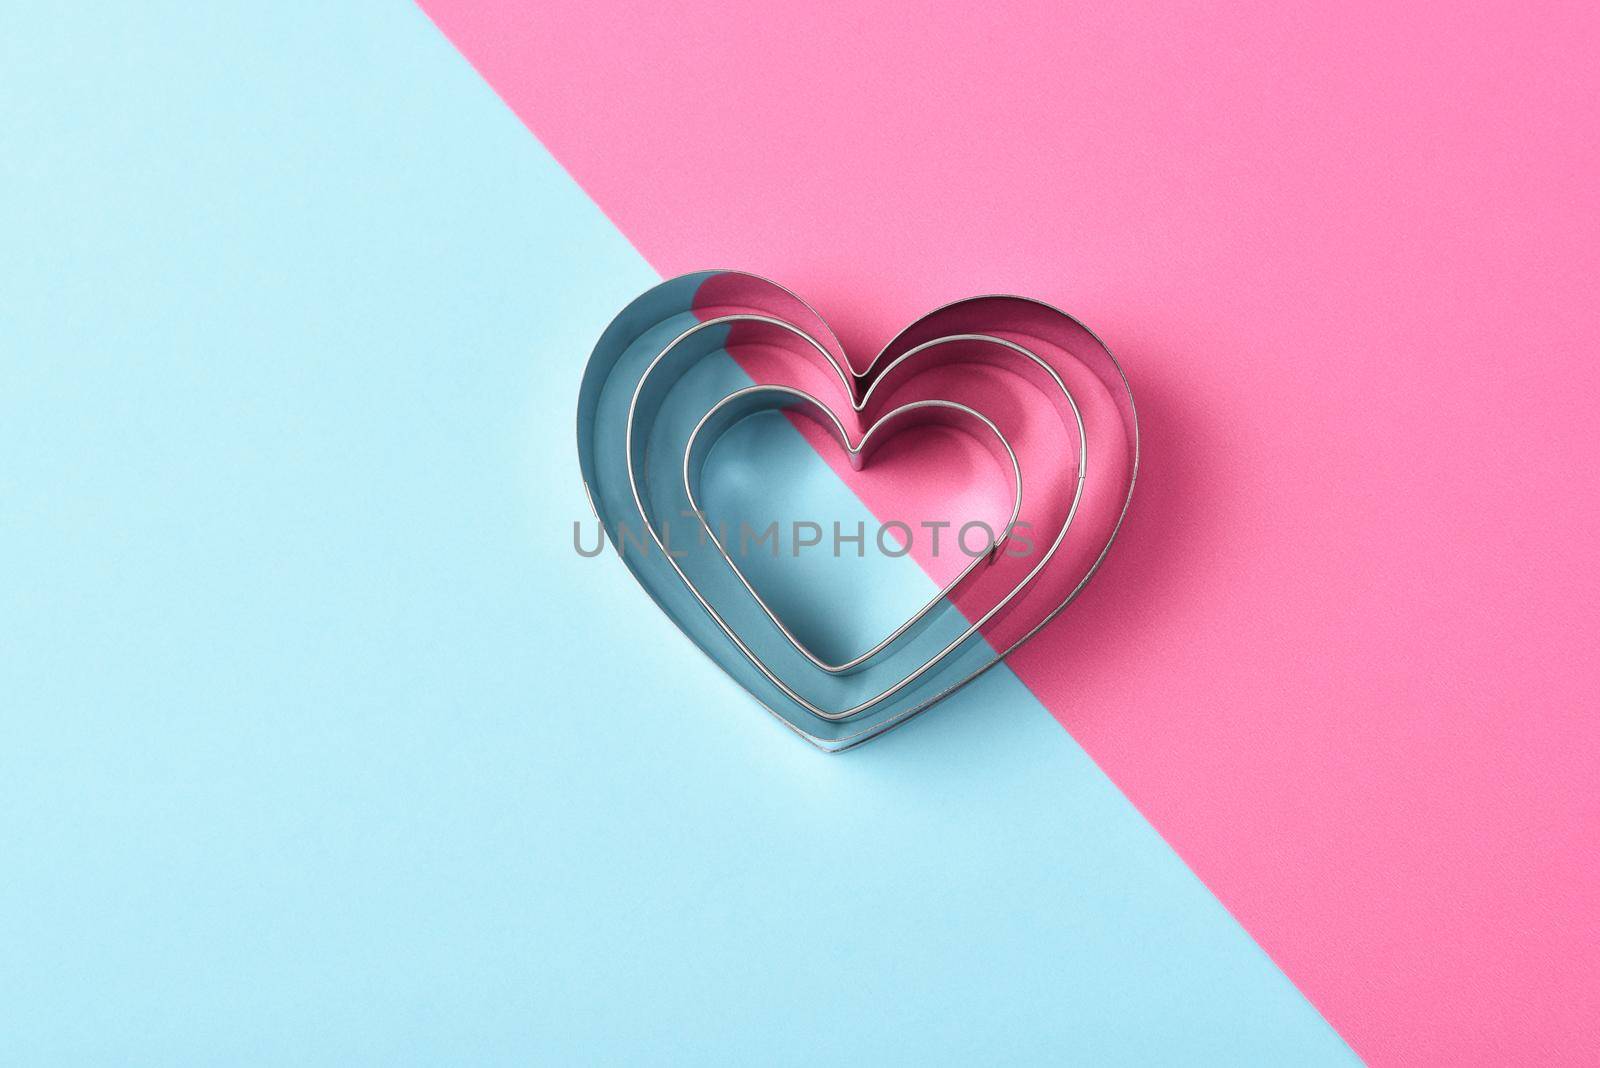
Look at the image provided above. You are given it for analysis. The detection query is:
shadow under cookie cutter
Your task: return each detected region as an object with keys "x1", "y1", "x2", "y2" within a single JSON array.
[{"x1": 575, "y1": 270, "x2": 1139, "y2": 750}]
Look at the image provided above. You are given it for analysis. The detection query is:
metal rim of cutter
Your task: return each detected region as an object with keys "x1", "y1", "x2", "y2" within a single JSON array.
[
  {"x1": 682, "y1": 386, "x2": 1024, "y2": 677},
  {"x1": 677, "y1": 333, "x2": 1090, "y2": 683},
  {"x1": 576, "y1": 271, "x2": 1139, "y2": 749},
  {"x1": 622, "y1": 305, "x2": 1089, "y2": 722}
]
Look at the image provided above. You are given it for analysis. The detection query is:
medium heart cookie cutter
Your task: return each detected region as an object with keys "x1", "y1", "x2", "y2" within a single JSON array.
[{"x1": 576, "y1": 271, "x2": 1138, "y2": 750}]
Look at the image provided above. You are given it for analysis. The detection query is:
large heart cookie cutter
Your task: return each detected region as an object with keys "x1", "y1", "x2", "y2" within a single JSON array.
[{"x1": 576, "y1": 271, "x2": 1138, "y2": 751}]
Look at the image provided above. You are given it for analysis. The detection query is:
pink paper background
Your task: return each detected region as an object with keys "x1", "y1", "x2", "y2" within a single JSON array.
[{"x1": 419, "y1": 1, "x2": 1600, "y2": 1061}]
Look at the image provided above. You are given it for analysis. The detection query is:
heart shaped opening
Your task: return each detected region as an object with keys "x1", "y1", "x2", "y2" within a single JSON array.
[{"x1": 695, "y1": 407, "x2": 1017, "y2": 668}]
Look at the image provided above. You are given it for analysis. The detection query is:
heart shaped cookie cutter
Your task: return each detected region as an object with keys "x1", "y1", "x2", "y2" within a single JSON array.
[
  {"x1": 576, "y1": 271, "x2": 1138, "y2": 750},
  {"x1": 684, "y1": 386, "x2": 1025, "y2": 676}
]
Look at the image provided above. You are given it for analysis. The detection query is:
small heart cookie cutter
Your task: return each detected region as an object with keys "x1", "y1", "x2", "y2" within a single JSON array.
[
  {"x1": 684, "y1": 386, "x2": 1024, "y2": 676},
  {"x1": 576, "y1": 271, "x2": 1138, "y2": 750}
]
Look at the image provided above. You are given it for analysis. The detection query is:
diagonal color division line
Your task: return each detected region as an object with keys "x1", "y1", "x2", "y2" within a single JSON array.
[
  {"x1": 3, "y1": 1, "x2": 1358, "y2": 1062},
  {"x1": 415, "y1": 1, "x2": 1600, "y2": 1064}
]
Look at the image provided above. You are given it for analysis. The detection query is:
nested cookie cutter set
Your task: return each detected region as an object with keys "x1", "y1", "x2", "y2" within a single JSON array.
[{"x1": 576, "y1": 271, "x2": 1138, "y2": 751}]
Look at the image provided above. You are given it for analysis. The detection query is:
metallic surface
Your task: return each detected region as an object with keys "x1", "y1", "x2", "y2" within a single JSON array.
[{"x1": 576, "y1": 270, "x2": 1138, "y2": 749}]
